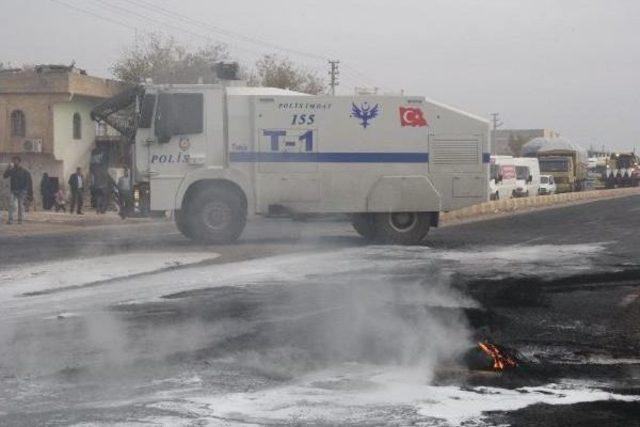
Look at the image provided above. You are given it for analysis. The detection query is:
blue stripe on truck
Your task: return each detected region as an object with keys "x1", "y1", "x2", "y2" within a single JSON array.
[{"x1": 229, "y1": 152, "x2": 430, "y2": 163}]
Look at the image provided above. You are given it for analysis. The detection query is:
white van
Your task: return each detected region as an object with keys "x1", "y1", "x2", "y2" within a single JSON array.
[
  {"x1": 489, "y1": 156, "x2": 517, "y2": 200},
  {"x1": 513, "y1": 157, "x2": 541, "y2": 197}
]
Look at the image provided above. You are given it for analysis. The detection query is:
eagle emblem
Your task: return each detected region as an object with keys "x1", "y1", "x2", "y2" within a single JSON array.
[{"x1": 351, "y1": 102, "x2": 380, "y2": 129}]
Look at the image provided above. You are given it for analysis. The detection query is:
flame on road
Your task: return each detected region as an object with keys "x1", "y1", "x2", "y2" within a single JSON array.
[{"x1": 479, "y1": 341, "x2": 519, "y2": 371}]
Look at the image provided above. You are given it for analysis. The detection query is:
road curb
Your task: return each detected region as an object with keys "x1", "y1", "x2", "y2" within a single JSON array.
[{"x1": 441, "y1": 187, "x2": 640, "y2": 225}]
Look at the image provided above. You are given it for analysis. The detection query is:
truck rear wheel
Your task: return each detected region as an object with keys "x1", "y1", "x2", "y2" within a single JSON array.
[
  {"x1": 185, "y1": 187, "x2": 246, "y2": 243},
  {"x1": 351, "y1": 213, "x2": 376, "y2": 241},
  {"x1": 374, "y1": 212, "x2": 431, "y2": 245}
]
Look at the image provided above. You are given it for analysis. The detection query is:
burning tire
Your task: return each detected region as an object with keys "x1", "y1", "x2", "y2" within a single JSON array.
[
  {"x1": 374, "y1": 212, "x2": 431, "y2": 245},
  {"x1": 351, "y1": 213, "x2": 376, "y2": 241},
  {"x1": 185, "y1": 186, "x2": 246, "y2": 243}
]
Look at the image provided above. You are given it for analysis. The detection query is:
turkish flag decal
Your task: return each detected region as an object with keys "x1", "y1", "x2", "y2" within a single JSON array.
[{"x1": 399, "y1": 107, "x2": 428, "y2": 127}]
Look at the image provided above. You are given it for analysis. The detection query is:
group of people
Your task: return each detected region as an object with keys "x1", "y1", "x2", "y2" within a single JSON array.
[
  {"x1": 3, "y1": 156, "x2": 133, "y2": 225},
  {"x1": 65, "y1": 166, "x2": 132, "y2": 215}
]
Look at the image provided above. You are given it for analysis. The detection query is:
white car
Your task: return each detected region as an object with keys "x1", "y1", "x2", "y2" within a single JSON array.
[{"x1": 538, "y1": 175, "x2": 556, "y2": 195}]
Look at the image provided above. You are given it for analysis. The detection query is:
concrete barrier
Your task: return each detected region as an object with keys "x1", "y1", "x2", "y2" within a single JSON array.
[{"x1": 441, "y1": 187, "x2": 640, "y2": 225}]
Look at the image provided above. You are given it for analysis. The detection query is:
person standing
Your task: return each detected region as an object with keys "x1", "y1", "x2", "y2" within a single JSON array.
[
  {"x1": 92, "y1": 169, "x2": 111, "y2": 214},
  {"x1": 40, "y1": 173, "x2": 53, "y2": 210},
  {"x1": 3, "y1": 156, "x2": 30, "y2": 224},
  {"x1": 68, "y1": 167, "x2": 85, "y2": 215},
  {"x1": 117, "y1": 167, "x2": 132, "y2": 217}
]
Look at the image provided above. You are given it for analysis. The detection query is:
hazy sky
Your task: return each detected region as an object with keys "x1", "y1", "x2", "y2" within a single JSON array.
[{"x1": 1, "y1": 0, "x2": 639, "y2": 151}]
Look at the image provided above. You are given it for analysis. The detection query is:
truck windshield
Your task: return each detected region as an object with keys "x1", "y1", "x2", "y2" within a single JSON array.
[
  {"x1": 540, "y1": 176, "x2": 549, "y2": 184},
  {"x1": 515, "y1": 166, "x2": 530, "y2": 180},
  {"x1": 540, "y1": 159, "x2": 569, "y2": 172}
]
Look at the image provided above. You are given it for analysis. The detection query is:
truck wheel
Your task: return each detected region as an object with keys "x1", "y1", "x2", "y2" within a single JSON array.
[
  {"x1": 374, "y1": 212, "x2": 431, "y2": 245},
  {"x1": 174, "y1": 209, "x2": 195, "y2": 239},
  {"x1": 351, "y1": 213, "x2": 376, "y2": 241},
  {"x1": 187, "y1": 187, "x2": 246, "y2": 243}
]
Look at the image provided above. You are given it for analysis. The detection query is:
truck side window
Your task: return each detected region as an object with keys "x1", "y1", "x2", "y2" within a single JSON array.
[
  {"x1": 171, "y1": 93, "x2": 204, "y2": 135},
  {"x1": 139, "y1": 94, "x2": 156, "y2": 129}
]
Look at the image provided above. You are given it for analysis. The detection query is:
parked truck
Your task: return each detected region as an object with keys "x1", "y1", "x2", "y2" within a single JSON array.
[
  {"x1": 92, "y1": 78, "x2": 489, "y2": 245},
  {"x1": 538, "y1": 151, "x2": 587, "y2": 193},
  {"x1": 489, "y1": 155, "x2": 516, "y2": 200},
  {"x1": 513, "y1": 157, "x2": 540, "y2": 197},
  {"x1": 522, "y1": 137, "x2": 588, "y2": 193}
]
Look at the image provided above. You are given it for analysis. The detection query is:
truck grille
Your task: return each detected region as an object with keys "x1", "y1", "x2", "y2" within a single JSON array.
[{"x1": 430, "y1": 138, "x2": 480, "y2": 165}]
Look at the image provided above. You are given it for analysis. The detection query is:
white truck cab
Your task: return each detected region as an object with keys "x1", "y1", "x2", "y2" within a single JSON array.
[
  {"x1": 513, "y1": 157, "x2": 541, "y2": 197},
  {"x1": 94, "y1": 80, "x2": 490, "y2": 244},
  {"x1": 539, "y1": 175, "x2": 557, "y2": 195},
  {"x1": 489, "y1": 155, "x2": 517, "y2": 200}
]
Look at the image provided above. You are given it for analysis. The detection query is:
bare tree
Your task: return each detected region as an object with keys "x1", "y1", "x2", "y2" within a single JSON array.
[
  {"x1": 111, "y1": 36, "x2": 324, "y2": 94},
  {"x1": 111, "y1": 34, "x2": 229, "y2": 84},
  {"x1": 249, "y1": 54, "x2": 325, "y2": 94}
]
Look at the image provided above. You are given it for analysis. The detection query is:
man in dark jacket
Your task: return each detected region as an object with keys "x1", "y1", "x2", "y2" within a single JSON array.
[
  {"x1": 40, "y1": 173, "x2": 54, "y2": 210},
  {"x1": 68, "y1": 167, "x2": 85, "y2": 215},
  {"x1": 3, "y1": 156, "x2": 30, "y2": 224}
]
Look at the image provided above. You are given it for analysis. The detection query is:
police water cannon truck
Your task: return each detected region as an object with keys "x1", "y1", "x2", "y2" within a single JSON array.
[{"x1": 92, "y1": 73, "x2": 490, "y2": 245}]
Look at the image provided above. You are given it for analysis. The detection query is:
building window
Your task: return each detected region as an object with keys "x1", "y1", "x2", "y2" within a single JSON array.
[
  {"x1": 10, "y1": 110, "x2": 26, "y2": 137},
  {"x1": 73, "y1": 113, "x2": 82, "y2": 140}
]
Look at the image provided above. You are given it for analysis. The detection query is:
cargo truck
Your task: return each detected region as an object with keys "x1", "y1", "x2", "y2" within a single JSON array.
[
  {"x1": 537, "y1": 150, "x2": 587, "y2": 193},
  {"x1": 92, "y1": 79, "x2": 490, "y2": 245}
]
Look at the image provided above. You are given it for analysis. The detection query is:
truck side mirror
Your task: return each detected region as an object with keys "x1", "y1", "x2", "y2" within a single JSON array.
[
  {"x1": 528, "y1": 174, "x2": 533, "y2": 183},
  {"x1": 154, "y1": 93, "x2": 174, "y2": 144}
]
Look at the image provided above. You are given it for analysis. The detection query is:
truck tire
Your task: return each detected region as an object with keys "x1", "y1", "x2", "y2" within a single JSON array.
[
  {"x1": 351, "y1": 213, "x2": 376, "y2": 241},
  {"x1": 174, "y1": 209, "x2": 195, "y2": 239},
  {"x1": 374, "y1": 212, "x2": 431, "y2": 245},
  {"x1": 186, "y1": 186, "x2": 246, "y2": 243}
]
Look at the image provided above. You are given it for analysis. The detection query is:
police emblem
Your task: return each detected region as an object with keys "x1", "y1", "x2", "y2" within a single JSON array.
[{"x1": 350, "y1": 102, "x2": 380, "y2": 129}]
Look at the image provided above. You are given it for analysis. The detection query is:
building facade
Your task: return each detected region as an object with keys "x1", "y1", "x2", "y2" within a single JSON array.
[
  {"x1": 0, "y1": 65, "x2": 127, "y2": 209},
  {"x1": 493, "y1": 128, "x2": 560, "y2": 156}
]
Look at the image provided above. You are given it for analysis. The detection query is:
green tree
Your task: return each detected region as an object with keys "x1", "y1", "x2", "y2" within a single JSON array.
[
  {"x1": 249, "y1": 54, "x2": 325, "y2": 94},
  {"x1": 111, "y1": 34, "x2": 228, "y2": 84}
]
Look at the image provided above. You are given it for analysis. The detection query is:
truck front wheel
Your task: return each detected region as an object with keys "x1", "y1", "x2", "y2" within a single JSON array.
[
  {"x1": 185, "y1": 187, "x2": 246, "y2": 243},
  {"x1": 174, "y1": 209, "x2": 195, "y2": 239},
  {"x1": 351, "y1": 213, "x2": 376, "y2": 241},
  {"x1": 374, "y1": 212, "x2": 431, "y2": 245}
]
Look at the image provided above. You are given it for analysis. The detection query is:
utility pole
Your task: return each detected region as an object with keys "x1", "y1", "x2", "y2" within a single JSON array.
[
  {"x1": 490, "y1": 112, "x2": 503, "y2": 155},
  {"x1": 328, "y1": 60, "x2": 340, "y2": 96}
]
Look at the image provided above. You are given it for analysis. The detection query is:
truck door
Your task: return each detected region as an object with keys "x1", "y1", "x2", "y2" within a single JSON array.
[{"x1": 147, "y1": 89, "x2": 224, "y2": 210}]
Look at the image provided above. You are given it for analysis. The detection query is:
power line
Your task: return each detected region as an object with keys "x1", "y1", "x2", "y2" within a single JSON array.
[
  {"x1": 49, "y1": 0, "x2": 138, "y2": 32},
  {"x1": 118, "y1": 0, "x2": 384, "y2": 89},
  {"x1": 51, "y1": 0, "x2": 387, "y2": 90},
  {"x1": 118, "y1": 0, "x2": 327, "y2": 62},
  {"x1": 87, "y1": 0, "x2": 264, "y2": 60}
]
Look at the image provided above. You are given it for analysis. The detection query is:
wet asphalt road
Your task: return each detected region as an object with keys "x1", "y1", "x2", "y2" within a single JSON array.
[{"x1": 0, "y1": 195, "x2": 639, "y2": 426}]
